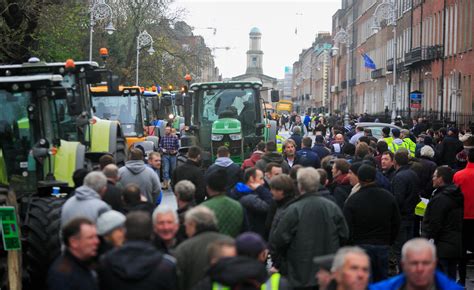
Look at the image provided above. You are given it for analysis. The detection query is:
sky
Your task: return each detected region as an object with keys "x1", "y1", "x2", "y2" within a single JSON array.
[{"x1": 172, "y1": 0, "x2": 341, "y2": 80}]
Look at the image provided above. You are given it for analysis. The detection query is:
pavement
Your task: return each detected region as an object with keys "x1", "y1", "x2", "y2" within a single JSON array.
[{"x1": 160, "y1": 188, "x2": 177, "y2": 210}]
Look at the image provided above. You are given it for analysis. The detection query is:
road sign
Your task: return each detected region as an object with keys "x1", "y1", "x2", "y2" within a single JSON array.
[
  {"x1": 0, "y1": 206, "x2": 21, "y2": 250},
  {"x1": 410, "y1": 91, "x2": 423, "y2": 109}
]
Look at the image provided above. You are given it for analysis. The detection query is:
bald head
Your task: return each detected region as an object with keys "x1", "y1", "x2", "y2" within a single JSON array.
[
  {"x1": 103, "y1": 164, "x2": 119, "y2": 182},
  {"x1": 335, "y1": 134, "x2": 344, "y2": 143}
]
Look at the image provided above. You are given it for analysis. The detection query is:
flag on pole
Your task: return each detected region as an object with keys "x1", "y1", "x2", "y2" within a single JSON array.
[
  {"x1": 359, "y1": 49, "x2": 376, "y2": 70},
  {"x1": 361, "y1": 52, "x2": 376, "y2": 70}
]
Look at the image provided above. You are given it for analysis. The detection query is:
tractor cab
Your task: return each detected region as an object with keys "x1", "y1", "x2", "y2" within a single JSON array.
[{"x1": 184, "y1": 81, "x2": 279, "y2": 165}]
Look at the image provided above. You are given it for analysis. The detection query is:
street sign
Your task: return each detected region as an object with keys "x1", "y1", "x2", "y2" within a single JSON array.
[
  {"x1": 410, "y1": 91, "x2": 423, "y2": 109},
  {"x1": 0, "y1": 206, "x2": 21, "y2": 250}
]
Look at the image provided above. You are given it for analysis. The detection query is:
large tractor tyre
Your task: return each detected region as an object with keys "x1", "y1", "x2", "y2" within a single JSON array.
[
  {"x1": 115, "y1": 136, "x2": 127, "y2": 166},
  {"x1": 22, "y1": 197, "x2": 66, "y2": 290}
]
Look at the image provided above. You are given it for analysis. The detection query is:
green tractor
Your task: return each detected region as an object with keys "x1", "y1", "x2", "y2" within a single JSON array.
[
  {"x1": 182, "y1": 81, "x2": 279, "y2": 165},
  {"x1": 0, "y1": 58, "x2": 125, "y2": 290}
]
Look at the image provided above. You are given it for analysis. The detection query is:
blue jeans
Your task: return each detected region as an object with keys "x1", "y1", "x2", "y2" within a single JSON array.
[
  {"x1": 359, "y1": 244, "x2": 390, "y2": 282},
  {"x1": 162, "y1": 154, "x2": 177, "y2": 181}
]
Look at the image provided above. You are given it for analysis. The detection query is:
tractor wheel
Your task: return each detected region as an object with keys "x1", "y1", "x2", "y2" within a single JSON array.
[
  {"x1": 22, "y1": 197, "x2": 66, "y2": 290},
  {"x1": 115, "y1": 136, "x2": 127, "y2": 166}
]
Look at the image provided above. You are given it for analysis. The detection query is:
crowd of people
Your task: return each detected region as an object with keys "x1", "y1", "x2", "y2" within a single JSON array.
[{"x1": 48, "y1": 114, "x2": 474, "y2": 290}]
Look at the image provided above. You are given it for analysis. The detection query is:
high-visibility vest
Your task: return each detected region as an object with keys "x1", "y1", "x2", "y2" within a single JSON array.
[
  {"x1": 276, "y1": 135, "x2": 286, "y2": 153},
  {"x1": 212, "y1": 273, "x2": 281, "y2": 290},
  {"x1": 403, "y1": 138, "x2": 416, "y2": 157},
  {"x1": 389, "y1": 139, "x2": 409, "y2": 153}
]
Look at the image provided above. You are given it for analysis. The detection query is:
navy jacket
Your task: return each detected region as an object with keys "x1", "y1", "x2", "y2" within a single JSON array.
[
  {"x1": 312, "y1": 144, "x2": 331, "y2": 159},
  {"x1": 47, "y1": 251, "x2": 99, "y2": 290},
  {"x1": 296, "y1": 148, "x2": 321, "y2": 168}
]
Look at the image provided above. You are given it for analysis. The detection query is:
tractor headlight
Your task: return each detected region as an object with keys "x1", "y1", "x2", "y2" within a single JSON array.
[
  {"x1": 229, "y1": 133, "x2": 242, "y2": 141},
  {"x1": 211, "y1": 134, "x2": 224, "y2": 141}
]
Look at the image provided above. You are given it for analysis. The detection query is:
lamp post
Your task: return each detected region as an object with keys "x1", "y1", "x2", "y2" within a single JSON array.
[
  {"x1": 89, "y1": 0, "x2": 115, "y2": 62},
  {"x1": 333, "y1": 28, "x2": 351, "y2": 126},
  {"x1": 136, "y1": 30, "x2": 155, "y2": 86},
  {"x1": 372, "y1": 0, "x2": 397, "y2": 123}
]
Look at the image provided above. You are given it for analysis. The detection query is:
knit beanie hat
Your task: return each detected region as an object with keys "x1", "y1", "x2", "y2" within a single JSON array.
[
  {"x1": 97, "y1": 210, "x2": 126, "y2": 236},
  {"x1": 236, "y1": 232, "x2": 267, "y2": 258},
  {"x1": 357, "y1": 164, "x2": 376, "y2": 183}
]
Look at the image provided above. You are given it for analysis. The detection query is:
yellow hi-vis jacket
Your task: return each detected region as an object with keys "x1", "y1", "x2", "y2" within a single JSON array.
[{"x1": 212, "y1": 273, "x2": 281, "y2": 290}]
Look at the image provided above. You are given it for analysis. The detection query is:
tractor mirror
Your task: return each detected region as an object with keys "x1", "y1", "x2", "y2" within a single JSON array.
[
  {"x1": 271, "y1": 90, "x2": 280, "y2": 102},
  {"x1": 175, "y1": 93, "x2": 183, "y2": 106},
  {"x1": 107, "y1": 74, "x2": 120, "y2": 95}
]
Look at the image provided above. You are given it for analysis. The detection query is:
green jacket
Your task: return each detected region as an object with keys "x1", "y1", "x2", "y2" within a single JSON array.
[
  {"x1": 270, "y1": 192, "x2": 349, "y2": 288},
  {"x1": 174, "y1": 231, "x2": 232, "y2": 290},
  {"x1": 202, "y1": 195, "x2": 244, "y2": 237}
]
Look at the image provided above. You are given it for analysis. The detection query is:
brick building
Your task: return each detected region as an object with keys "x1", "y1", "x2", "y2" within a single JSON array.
[{"x1": 326, "y1": 0, "x2": 474, "y2": 127}]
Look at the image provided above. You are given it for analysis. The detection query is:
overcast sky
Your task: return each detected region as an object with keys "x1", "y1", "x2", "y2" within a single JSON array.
[{"x1": 172, "y1": 0, "x2": 341, "y2": 79}]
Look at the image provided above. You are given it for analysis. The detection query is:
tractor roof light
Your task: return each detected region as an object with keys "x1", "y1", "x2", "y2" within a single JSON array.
[{"x1": 65, "y1": 59, "x2": 76, "y2": 70}]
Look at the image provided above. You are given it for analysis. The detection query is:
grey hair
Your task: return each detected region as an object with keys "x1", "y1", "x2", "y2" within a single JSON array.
[
  {"x1": 296, "y1": 167, "x2": 320, "y2": 194},
  {"x1": 402, "y1": 238, "x2": 436, "y2": 262},
  {"x1": 293, "y1": 126, "x2": 301, "y2": 134},
  {"x1": 84, "y1": 171, "x2": 107, "y2": 193},
  {"x1": 420, "y1": 145, "x2": 435, "y2": 159},
  {"x1": 152, "y1": 205, "x2": 179, "y2": 226},
  {"x1": 331, "y1": 246, "x2": 369, "y2": 272},
  {"x1": 175, "y1": 180, "x2": 196, "y2": 202},
  {"x1": 184, "y1": 206, "x2": 217, "y2": 228},
  {"x1": 102, "y1": 164, "x2": 119, "y2": 178}
]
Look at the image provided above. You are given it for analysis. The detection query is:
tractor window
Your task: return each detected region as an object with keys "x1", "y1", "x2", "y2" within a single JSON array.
[
  {"x1": 200, "y1": 88, "x2": 256, "y2": 135},
  {"x1": 92, "y1": 95, "x2": 141, "y2": 137},
  {"x1": 49, "y1": 99, "x2": 77, "y2": 141},
  {"x1": 0, "y1": 90, "x2": 35, "y2": 189}
]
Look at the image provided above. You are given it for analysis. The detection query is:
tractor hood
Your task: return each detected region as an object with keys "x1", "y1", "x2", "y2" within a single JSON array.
[{"x1": 212, "y1": 118, "x2": 241, "y2": 134}]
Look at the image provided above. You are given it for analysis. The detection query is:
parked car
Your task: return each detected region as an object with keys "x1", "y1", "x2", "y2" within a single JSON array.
[{"x1": 356, "y1": 122, "x2": 402, "y2": 140}]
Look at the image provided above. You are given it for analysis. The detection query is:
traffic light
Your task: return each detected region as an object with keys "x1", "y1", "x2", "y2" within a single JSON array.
[
  {"x1": 168, "y1": 85, "x2": 173, "y2": 91},
  {"x1": 181, "y1": 85, "x2": 188, "y2": 93}
]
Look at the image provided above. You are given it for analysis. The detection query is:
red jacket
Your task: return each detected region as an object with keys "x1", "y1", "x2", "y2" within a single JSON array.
[
  {"x1": 241, "y1": 151, "x2": 263, "y2": 170},
  {"x1": 454, "y1": 162, "x2": 474, "y2": 219}
]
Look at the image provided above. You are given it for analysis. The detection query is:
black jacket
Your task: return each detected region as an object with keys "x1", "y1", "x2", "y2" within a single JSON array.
[
  {"x1": 438, "y1": 136, "x2": 464, "y2": 168},
  {"x1": 205, "y1": 158, "x2": 243, "y2": 194},
  {"x1": 192, "y1": 257, "x2": 290, "y2": 290},
  {"x1": 422, "y1": 184, "x2": 464, "y2": 259},
  {"x1": 47, "y1": 250, "x2": 99, "y2": 290},
  {"x1": 343, "y1": 184, "x2": 401, "y2": 245},
  {"x1": 230, "y1": 183, "x2": 272, "y2": 237},
  {"x1": 103, "y1": 181, "x2": 124, "y2": 211},
  {"x1": 391, "y1": 165, "x2": 420, "y2": 218},
  {"x1": 417, "y1": 157, "x2": 437, "y2": 198},
  {"x1": 98, "y1": 240, "x2": 177, "y2": 290},
  {"x1": 172, "y1": 159, "x2": 206, "y2": 203}
]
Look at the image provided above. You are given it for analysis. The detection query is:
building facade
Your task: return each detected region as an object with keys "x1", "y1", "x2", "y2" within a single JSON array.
[
  {"x1": 328, "y1": 0, "x2": 474, "y2": 127},
  {"x1": 292, "y1": 32, "x2": 333, "y2": 114}
]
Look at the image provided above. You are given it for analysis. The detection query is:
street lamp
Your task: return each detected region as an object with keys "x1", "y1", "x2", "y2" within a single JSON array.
[
  {"x1": 372, "y1": 0, "x2": 397, "y2": 123},
  {"x1": 333, "y1": 28, "x2": 351, "y2": 126},
  {"x1": 89, "y1": 0, "x2": 115, "y2": 61},
  {"x1": 136, "y1": 30, "x2": 155, "y2": 86}
]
